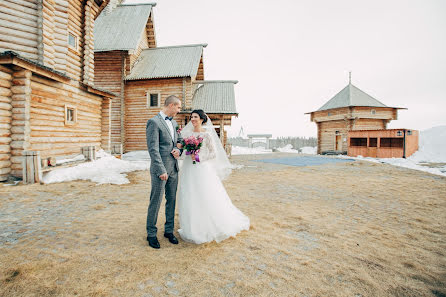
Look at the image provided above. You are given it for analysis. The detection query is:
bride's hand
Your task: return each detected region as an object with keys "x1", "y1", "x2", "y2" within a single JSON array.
[{"x1": 191, "y1": 153, "x2": 195, "y2": 161}]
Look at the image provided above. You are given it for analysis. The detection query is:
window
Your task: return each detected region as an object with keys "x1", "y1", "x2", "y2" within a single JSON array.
[
  {"x1": 65, "y1": 105, "x2": 77, "y2": 125},
  {"x1": 380, "y1": 138, "x2": 403, "y2": 148},
  {"x1": 350, "y1": 138, "x2": 367, "y2": 147},
  {"x1": 369, "y1": 138, "x2": 377, "y2": 147},
  {"x1": 147, "y1": 93, "x2": 160, "y2": 108},
  {"x1": 335, "y1": 130, "x2": 340, "y2": 135},
  {"x1": 397, "y1": 131, "x2": 403, "y2": 136},
  {"x1": 327, "y1": 112, "x2": 331, "y2": 116},
  {"x1": 68, "y1": 32, "x2": 77, "y2": 50},
  {"x1": 371, "y1": 109, "x2": 376, "y2": 115},
  {"x1": 407, "y1": 130, "x2": 412, "y2": 135}
]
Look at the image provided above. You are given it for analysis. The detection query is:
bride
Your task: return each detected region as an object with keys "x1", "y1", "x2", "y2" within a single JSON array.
[{"x1": 177, "y1": 109, "x2": 250, "y2": 244}]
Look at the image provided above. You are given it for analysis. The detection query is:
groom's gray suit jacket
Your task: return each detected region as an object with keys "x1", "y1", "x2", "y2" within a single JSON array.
[
  {"x1": 146, "y1": 114, "x2": 180, "y2": 176},
  {"x1": 145, "y1": 113, "x2": 182, "y2": 237}
]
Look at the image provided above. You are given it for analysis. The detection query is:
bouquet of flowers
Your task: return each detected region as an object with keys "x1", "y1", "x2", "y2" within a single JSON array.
[{"x1": 181, "y1": 135, "x2": 203, "y2": 164}]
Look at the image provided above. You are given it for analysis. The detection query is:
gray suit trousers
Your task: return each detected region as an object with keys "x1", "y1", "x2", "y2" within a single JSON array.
[{"x1": 146, "y1": 170, "x2": 178, "y2": 237}]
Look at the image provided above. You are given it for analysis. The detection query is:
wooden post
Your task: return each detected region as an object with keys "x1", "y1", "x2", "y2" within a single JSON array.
[
  {"x1": 82, "y1": 146, "x2": 96, "y2": 161},
  {"x1": 22, "y1": 151, "x2": 41, "y2": 184},
  {"x1": 219, "y1": 115, "x2": 224, "y2": 145}
]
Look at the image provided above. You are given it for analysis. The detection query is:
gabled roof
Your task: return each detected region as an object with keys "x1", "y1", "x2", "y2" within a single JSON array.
[
  {"x1": 94, "y1": 4, "x2": 155, "y2": 52},
  {"x1": 125, "y1": 44, "x2": 207, "y2": 80},
  {"x1": 317, "y1": 83, "x2": 388, "y2": 111},
  {"x1": 191, "y1": 80, "x2": 238, "y2": 114}
]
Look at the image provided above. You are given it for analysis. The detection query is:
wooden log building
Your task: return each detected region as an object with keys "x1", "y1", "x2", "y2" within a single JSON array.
[
  {"x1": 0, "y1": 0, "x2": 238, "y2": 182},
  {"x1": 0, "y1": 0, "x2": 116, "y2": 182},
  {"x1": 93, "y1": 2, "x2": 238, "y2": 153},
  {"x1": 348, "y1": 129, "x2": 419, "y2": 158},
  {"x1": 306, "y1": 78, "x2": 406, "y2": 155}
]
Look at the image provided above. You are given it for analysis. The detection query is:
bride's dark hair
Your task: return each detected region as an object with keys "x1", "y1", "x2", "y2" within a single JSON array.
[{"x1": 191, "y1": 109, "x2": 208, "y2": 124}]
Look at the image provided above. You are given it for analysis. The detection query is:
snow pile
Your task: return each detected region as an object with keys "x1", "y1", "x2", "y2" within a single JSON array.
[
  {"x1": 232, "y1": 145, "x2": 317, "y2": 155},
  {"x1": 300, "y1": 146, "x2": 317, "y2": 155},
  {"x1": 42, "y1": 150, "x2": 149, "y2": 185},
  {"x1": 341, "y1": 126, "x2": 446, "y2": 177},
  {"x1": 231, "y1": 146, "x2": 272, "y2": 155},
  {"x1": 122, "y1": 150, "x2": 150, "y2": 161},
  {"x1": 56, "y1": 154, "x2": 85, "y2": 165},
  {"x1": 409, "y1": 126, "x2": 446, "y2": 163},
  {"x1": 276, "y1": 144, "x2": 299, "y2": 153}
]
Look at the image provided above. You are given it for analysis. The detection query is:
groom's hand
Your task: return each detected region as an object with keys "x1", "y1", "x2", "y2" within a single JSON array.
[
  {"x1": 159, "y1": 173, "x2": 168, "y2": 181},
  {"x1": 171, "y1": 148, "x2": 180, "y2": 159}
]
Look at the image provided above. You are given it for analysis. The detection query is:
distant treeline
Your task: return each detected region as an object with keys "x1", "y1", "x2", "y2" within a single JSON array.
[{"x1": 229, "y1": 137, "x2": 317, "y2": 149}]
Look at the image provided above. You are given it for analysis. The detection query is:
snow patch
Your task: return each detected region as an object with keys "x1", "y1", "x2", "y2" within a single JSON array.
[
  {"x1": 231, "y1": 146, "x2": 272, "y2": 155},
  {"x1": 42, "y1": 150, "x2": 149, "y2": 185}
]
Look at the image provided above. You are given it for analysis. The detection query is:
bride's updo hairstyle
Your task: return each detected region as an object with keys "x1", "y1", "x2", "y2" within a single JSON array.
[{"x1": 191, "y1": 109, "x2": 208, "y2": 124}]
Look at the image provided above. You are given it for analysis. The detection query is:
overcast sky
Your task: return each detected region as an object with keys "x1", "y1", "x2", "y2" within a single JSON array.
[{"x1": 124, "y1": 0, "x2": 446, "y2": 137}]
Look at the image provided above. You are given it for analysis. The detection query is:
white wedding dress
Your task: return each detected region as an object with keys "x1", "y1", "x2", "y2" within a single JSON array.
[{"x1": 178, "y1": 125, "x2": 250, "y2": 244}]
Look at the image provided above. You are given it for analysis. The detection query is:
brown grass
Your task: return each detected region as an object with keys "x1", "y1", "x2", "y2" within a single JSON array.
[{"x1": 1, "y1": 153, "x2": 445, "y2": 297}]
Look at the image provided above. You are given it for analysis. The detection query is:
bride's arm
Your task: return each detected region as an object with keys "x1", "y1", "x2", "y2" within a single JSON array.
[{"x1": 198, "y1": 133, "x2": 216, "y2": 162}]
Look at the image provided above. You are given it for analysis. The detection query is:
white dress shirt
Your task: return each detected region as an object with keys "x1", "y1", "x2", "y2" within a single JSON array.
[{"x1": 159, "y1": 111, "x2": 174, "y2": 140}]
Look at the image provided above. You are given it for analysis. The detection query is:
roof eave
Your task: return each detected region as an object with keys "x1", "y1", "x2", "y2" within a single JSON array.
[
  {"x1": 125, "y1": 75, "x2": 192, "y2": 81},
  {"x1": 0, "y1": 51, "x2": 70, "y2": 83}
]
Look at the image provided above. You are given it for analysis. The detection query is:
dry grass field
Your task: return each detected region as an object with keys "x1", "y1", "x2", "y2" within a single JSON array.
[{"x1": 1, "y1": 153, "x2": 445, "y2": 297}]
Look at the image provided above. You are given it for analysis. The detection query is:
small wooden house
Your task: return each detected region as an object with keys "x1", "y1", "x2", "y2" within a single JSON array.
[
  {"x1": 93, "y1": 3, "x2": 238, "y2": 153},
  {"x1": 348, "y1": 129, "x2": 419, "y2": 158},
  {"x1": 0, "y1": 0, "x2": 116, "y2": 182},
  {"x1": 307, "y1": 80, "x2": 405, "y2": 155}
]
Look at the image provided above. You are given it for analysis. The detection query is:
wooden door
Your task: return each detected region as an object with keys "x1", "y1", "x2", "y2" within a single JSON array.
[{"x1": 336, "y1": 135, "x2": 342, "y2": 151}]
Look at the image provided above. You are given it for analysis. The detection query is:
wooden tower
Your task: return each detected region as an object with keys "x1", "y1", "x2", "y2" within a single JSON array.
[{"x1": 307, "y1": 77, "x2": 405, "y2": 154}]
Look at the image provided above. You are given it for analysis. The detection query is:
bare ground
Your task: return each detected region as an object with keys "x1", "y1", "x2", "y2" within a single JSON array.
[{"x1": 1, "y1": 153, "x2": 445, "y2": 297}]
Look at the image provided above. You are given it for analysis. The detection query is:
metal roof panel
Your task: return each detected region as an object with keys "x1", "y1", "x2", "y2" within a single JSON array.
[
  {"x1": 125, "y1": 44, "x2": 205, "y2": 80},
  {"x1": 191, "y1": 81, "x2": 238, "y2": 114},
  {"x1": 94, "y1": 4, "x2": 153, "y2": 52}
]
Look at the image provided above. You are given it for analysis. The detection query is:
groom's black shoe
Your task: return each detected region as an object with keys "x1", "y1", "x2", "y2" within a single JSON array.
[
  {"x1": 147, "y1": 236, "x2": 160, "y2": 249},
  {"x1": 164, "y1": 233, "x2": 179, "y2": 244}
]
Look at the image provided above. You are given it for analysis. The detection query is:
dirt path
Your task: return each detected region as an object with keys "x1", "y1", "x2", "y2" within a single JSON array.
[{"x1": 1, "y1": 153, "x2": 445, "y2": 297}]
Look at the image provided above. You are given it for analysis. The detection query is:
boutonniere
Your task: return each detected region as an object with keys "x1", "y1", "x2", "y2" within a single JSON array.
[{"x1": 176, "y1": 126, "x2": 182, "y2": 134}]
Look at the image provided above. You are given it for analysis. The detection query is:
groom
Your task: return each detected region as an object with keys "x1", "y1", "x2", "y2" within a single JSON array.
[{"x1": 146, "y1": 95, "x2": 182, "y2": 249}]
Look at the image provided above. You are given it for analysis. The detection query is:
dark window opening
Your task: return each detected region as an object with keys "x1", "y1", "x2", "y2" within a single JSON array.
[
  {"x1": 148, "y1": 93, "x2": 159, "y2": 107},
  {"x1": 350, "y1": 138, "x2": 367, "y2": 147},
  {"x1": 380, "y1": 137, "x2": 403, "y2": 148},
  {"x1": 369, "y1": 138, "x2": 377, "y2": 147}
]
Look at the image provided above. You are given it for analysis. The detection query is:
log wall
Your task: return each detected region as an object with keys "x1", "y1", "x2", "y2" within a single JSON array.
[
  {"x1": 0, "y1": 65, "x2": 13, "y2": 180},
  {"x1": 66, "y1": 0, "x2": 84, "y2": 81},
  {"x1": 94, "y1": 51, "x2": 125, "y2": 150},
  {"x1": 146, "y1": 12, "x2": 156, "y2": 48},
  {"x1": 28, "y1": 74, "x2": 103, "y2": 161},
  {"x1": 41, "y1": 0, "x2": 56, "y2": 68},
  {"x1": 53, "y1": 0, "x2": 68, "y2": 73},
  {"x1": 0, "y1": 0, "x2": 39, "y2": 61},
  {"x1": 82, "y1": 0, "x2": 97, "y2": 85},
  {"x1": 10, "y1": 68, "x2": 32, "y2": 177},
  {"x1": 353, "y1": 118, "x2": 386, "y2": 130},
  {"x1": 318, "y1": 120, "x2": 349, "y2": 153},
  {"x1": 124, "y1": 78, "x2": 189, "y2": 151},
  {"x1": 101, "y1": 97, "x2": 111, "y2": 152}
]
